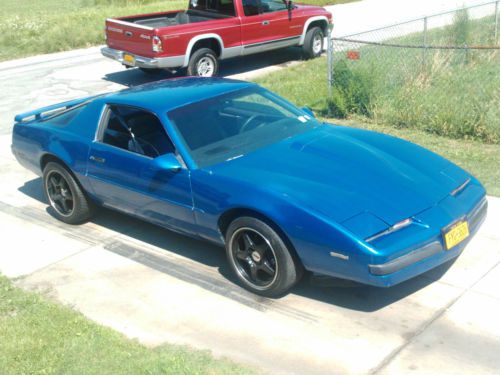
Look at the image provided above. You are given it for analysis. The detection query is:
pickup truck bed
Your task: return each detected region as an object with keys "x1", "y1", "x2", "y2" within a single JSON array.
[{"x1": 129, "y1": 10, "x2": 228, "y2": 28}]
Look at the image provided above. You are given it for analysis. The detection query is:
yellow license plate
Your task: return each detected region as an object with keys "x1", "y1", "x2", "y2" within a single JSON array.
[
  {"x1": 443, "y1": 220, "x2": 469, "y2": 250},
  {"x1": 123, "y1": 53, "x2": 135, "y2": 65}
]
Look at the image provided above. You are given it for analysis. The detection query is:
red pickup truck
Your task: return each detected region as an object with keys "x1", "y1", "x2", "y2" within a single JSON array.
[{"x1": 102, "y1": 0, "x2": 332, "y2": 77}]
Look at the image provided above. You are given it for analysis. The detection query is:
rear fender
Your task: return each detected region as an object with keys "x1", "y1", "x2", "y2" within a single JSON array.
[
  {"x1": 183, "y1": 34, "x2": 224, "y2": 66},
  {"x1": 43, "y1": 133, "x2": 90, "y2": 179}
]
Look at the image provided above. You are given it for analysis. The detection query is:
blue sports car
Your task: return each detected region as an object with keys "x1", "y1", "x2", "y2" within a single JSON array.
[{"x1": 12, "y1": 78, "x2": 487, "y2": 297}]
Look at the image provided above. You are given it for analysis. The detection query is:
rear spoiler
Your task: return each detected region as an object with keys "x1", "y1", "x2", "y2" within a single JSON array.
[{"x1": 14, "y1": 95, "x2": 98, "y2": 124}]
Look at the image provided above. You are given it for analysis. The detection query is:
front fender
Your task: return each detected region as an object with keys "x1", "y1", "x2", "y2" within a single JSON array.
[{"x1": 191, "y1": 169, "x2": 377, "y2": 277}]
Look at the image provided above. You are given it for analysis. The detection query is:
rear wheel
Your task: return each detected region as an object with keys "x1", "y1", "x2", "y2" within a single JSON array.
[
  {"x1": 303, "y1": 26, "x2": 324, "y2": 59},
  {"x1": 43, "y1": 162, "x2": 94, "y2": 224},
  {"x1": 225, "y1": 216, "x2": 302, "y2": 297},
  {"x1": 187, "y1": 48, "x2": 219, "y2": 77}
]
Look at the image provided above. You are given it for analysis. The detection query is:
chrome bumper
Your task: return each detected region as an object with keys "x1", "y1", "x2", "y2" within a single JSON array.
[{"x1": 101, "y1": 47, "x2": 185, "y2": 69}]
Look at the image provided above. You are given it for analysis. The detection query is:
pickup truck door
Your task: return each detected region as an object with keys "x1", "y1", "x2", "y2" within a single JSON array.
[
  {"x1": 240, "y1": 0, "x2": 302, "y2": 53},
  {"x1": 85, "y1": 105, "x2": 196, "y2": 234}
]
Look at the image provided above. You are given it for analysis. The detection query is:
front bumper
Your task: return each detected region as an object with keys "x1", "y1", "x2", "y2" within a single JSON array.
[
  {"x1": 302, "y1": 191, "x2": 488, "y2": 288},
  {"x1": 367, "y1": 196, "x2": 488, "y2": 285},
  {"x1": 101, "y1": 47, "x2": 185, "y2": 69}
]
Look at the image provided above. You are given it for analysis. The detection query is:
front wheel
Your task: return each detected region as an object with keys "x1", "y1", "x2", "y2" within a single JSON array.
[
  {"x1": 303, "y1": 27, "x2": 324, "y2": 59},
  {"x1": 187, "y1": 48, "x2": 219, "y2": 77},
  {"x1": 225, "y1": 217, "x2": 302, "y2": 297}
]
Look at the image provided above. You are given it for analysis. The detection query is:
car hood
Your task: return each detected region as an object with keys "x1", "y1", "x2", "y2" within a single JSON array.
[{"x1": 206, "y1": 125, "x2": 470, "y2": 227}]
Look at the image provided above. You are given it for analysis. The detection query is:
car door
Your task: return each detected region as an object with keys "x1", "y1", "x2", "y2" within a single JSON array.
[
  {"x1": 85, "y1": 104, "x2": 196, "y2": 233},
  {"x1": 240, "y1": 0, "x2": 301, "y2": 53}
]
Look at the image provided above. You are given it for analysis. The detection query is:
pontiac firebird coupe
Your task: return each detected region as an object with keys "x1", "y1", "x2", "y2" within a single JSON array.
[{"x1": 12, "y1": 78, "x2": 487, "y2": 296}]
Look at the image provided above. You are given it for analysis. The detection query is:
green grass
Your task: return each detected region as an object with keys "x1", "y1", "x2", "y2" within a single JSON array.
[
  {"x1": 0, "y1": 275, "x2": 257, "y2": 375},
  {"x1": 0, "y1": 0, "x2": 352, "y2": 62},
  {"x1": 327, "y1": 13, "x2": 500, "y2": 143},
  {"x1": 255, "y1": 12, "x2": 500, "y2": 148}
]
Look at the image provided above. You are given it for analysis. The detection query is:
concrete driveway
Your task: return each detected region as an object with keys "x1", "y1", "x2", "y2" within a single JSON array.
[{"x1": 1, "y1": 0, "x2": 499, "y2": 374}]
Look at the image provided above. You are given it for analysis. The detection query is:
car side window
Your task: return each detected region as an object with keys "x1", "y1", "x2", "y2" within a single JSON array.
[{"x1": 101, "y1": 105, "x2": 175, "y2": 158}]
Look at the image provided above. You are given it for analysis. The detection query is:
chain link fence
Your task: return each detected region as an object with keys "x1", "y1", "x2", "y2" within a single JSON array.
[{"x1": 326, "y1": 0, "x2": 500, "y2": 143}]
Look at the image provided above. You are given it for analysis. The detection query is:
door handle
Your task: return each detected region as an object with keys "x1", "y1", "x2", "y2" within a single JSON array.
[
  {"x1": 262, "y1": 20, "x2": 270, "y2": 26},
  {"x1": 89, "y1": 155, "x2": 106, "y2": 163}
]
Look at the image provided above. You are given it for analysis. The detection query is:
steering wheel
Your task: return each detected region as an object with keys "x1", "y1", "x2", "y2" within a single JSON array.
[{"x1": 239, "y1": 115, "x2": 265, "y2": 134}]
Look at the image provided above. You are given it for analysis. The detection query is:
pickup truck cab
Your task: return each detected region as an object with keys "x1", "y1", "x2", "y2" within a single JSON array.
[{"x1": 102, "y1": 0, "x2": 332, "y2": 76}]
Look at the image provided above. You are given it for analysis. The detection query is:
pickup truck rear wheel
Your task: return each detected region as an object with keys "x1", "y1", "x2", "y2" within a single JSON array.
[
  {"x1": 43, "y1": 162, "x2": 94, "y2": 224},
  {"x1": 187, "y1": 48, "x2": 219, "y2": 77},
  {"x1": 303, "y1": 27, "x2": 324, "y2": 59}
]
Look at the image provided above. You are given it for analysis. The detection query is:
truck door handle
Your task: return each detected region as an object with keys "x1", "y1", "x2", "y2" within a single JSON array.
[
  {"x1": 262, "y1": 20, "x2": 270, "y2": 26},
  {"x1": 89, "y1": 155, "x2": 106, "y2": 164}
]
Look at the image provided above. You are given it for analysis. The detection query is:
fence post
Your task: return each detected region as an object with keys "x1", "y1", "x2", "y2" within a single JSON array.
[
  {"x1": 327, "y1": 23, "x2": 334, "y2": 97},
  {"x1": 495, "y1": 0, "x2": 499, "y2": 44},
  {"x1": 422, "y1": 16, "x2": 428, "y2": 69}
]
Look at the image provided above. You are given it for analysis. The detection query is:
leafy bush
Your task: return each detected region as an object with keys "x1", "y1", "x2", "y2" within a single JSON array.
[{"x1": 327, "y1": 60, "x2": 374, "y2": 117}]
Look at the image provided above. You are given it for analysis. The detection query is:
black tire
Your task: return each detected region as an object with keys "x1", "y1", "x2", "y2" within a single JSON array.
[
  {"x1": 43, "y1": 162, "x2": 94, "y2": 224},
  {"x1": 187, "y1": 48, "x2": 219, "y2": 77},
  {"x1": 139, "y1": 67, "x2": 163, "y2": 75},
  {"x1": 303, "y1": 26, "x2": 324, "y2": 59},
  {"x1": 225, "y1": 216, "x2": 302, "y2": 297}
]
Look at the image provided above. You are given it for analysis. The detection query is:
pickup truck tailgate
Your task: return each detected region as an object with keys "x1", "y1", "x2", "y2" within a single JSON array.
[{"x1": 105, "y1": 18, "x2": 156, "y2": 57}]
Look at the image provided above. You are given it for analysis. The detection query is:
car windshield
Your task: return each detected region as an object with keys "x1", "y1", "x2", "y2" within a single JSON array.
[{"x1": 167, "y1": 87, "x2": 320, "y2": 168}]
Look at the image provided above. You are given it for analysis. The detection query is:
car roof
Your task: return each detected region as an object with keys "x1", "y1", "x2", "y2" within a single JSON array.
[{"x1": 96, "y1": 77, "x2": 256, "y2": 113}]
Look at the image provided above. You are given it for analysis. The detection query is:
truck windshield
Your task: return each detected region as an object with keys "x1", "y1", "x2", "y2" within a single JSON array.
[
  {"x1": 167, "y1": 87, "x2": 320, "y2": 168},
  {"x1": 189, "y1": 0, "x2": 236, "y2": 17}
]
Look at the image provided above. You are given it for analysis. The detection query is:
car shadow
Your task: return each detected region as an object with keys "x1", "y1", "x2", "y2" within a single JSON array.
[
  {"x1": 19, "y1": 177, "x2": 455, "y2": 313},
  {"x1": 102, "y1": 47, "x2": 305, "y2": 87}
]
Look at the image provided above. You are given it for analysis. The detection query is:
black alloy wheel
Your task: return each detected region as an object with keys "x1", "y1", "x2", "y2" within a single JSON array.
[
  {"x1": 46, "y1": 170, "x2": 74, "y2": 217},
  {"x1": 226, "y1": 216, "x2": 302, "y2": 297},
  {"x1": 230, "y1": 227, "x2": 278, "y2": 289},
  {"x1": 43, "y1": 162, "x2": 94, "y2": 224}
]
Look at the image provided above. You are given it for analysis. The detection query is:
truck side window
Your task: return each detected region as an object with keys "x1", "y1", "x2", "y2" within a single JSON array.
[
  {"x1": 242, "y1": 0, "x2": 260, "y2": 16},
  {"x1": 190, "y1": 0, "x2": 236, "y2": 17},
  {"x1": 102, "y1": 106, "x2": 175, "y2": 158},
  {"x1": 260, "y1": 0, "x2": 287, "y2": 13}
]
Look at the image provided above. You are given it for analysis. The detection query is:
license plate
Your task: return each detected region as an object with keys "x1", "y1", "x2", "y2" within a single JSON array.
[
  {"x1": 443, "y1": 220, "x2": 469, "y2": 250},
  {"x1": 123, "y1": 53, "x2": 135, "y2": 66}
]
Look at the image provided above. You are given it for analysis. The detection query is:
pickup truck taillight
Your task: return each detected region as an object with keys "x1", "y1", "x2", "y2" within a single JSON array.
[{"x1": 152, "y1": 36, "x2": 163, "y2": 53}]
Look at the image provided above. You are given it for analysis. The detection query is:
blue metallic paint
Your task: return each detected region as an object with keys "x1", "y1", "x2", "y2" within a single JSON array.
[{"x1": 11, "y1": 78, "x2": 487, "y2": 288}]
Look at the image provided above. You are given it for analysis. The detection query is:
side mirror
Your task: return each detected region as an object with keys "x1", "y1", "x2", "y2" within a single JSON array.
[
  {"x1": 287, "y1": 0, "x2": 294, "y2": 11},
  {"x1": 301, "y1": 106, "x2": 316, "y2": 118},
  {"x1": 151, "y1": 153, "x2": 182, "y2": 173}
]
